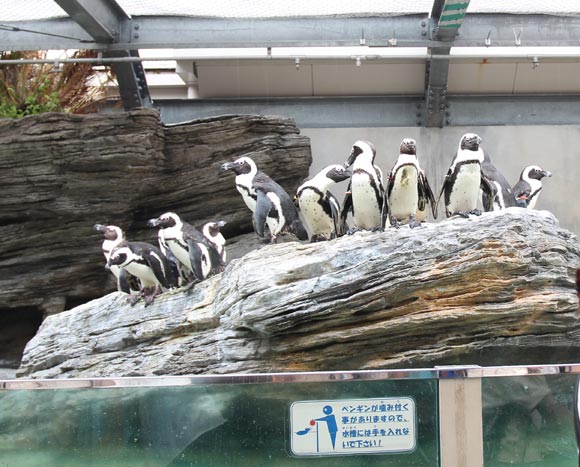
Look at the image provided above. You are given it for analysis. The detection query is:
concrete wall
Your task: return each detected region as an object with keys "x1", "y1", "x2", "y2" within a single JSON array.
[{"x1": 301, "y1": 126, "x2": 580, "y2": 237}]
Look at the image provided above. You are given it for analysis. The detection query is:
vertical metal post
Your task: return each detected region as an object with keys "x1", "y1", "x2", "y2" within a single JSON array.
[{"x1": 437, "y1": 366, "x2": 483, "y2": 467}]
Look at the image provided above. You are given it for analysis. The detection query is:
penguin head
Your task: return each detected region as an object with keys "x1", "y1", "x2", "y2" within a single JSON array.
[
  {"x1": 324, "y1": 164, "x2": 352, "y2": 183},
  {"x1": 459, "y1": 133, "x2": 482, "y2": 151},
  {"x1": 522, "y1": 165, "x2": 552, "y2": 181},
  {"x1": 399, "y1": 138, "x2": 417, "y2": 155},
  {"x1": 147, "y1": 212, "x2": 181, "y2": 229},
  {"x1": 106, "y1": 246, "x2": 131, "y2": 269},
  {"x1": 220, "y1": 156, "x2": 257, "y2": 176},
  {"x1": 345, "y1": 140, "x2": 376, "y2": 167},
  {"x1": 94, "y1": 224, "x2": 124, "y2": 242},
  {"x1": 203, "y1": 220, "x2": 227, "y2": 239}
]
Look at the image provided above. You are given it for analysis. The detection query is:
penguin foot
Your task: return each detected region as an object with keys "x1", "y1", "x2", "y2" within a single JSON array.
[
  {"x1": 451, "y1": 211, "x2": 471, "y2": 218},
  {"x1": 181, "y1": 281, "x2": 196, "y2": 293},
  {"x1": 347, "y1": 227, "x2": 362, "y2": 235},
  {"x1": 470, "y1": 209, "x2": 482, "y2": 216},
  {"x1": 390, "y1": 218, "x2": 402, "y2": 229},
  {"x1": 129, "y1": 294, "x2": 142, "y2": 307},
  {"x1": 310, "y1": 234, "x2": 328, "y2": 243},
  {"x1": 408, "y1": 216, "x2": 422, "y2": 229}
]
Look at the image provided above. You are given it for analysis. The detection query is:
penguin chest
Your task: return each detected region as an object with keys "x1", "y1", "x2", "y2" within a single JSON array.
[
  {"x1": 351, "y1": 173, "x2": 381, "y2": 229},
  {"x1": 389, "y1": 166, "x2": 419, "y2": 220},
  {"x1": 299, "y1": 189, "x2": 333, "y2": 237},
  {"x1": 447, "y1": 163, "x2": 481, "y2": 213},
  {"x1": 165, "y1": 234, "x2": 193, "y2": 272},
  {"x1": 124, "y1": 261, "x2": 159, "y2": 288}
]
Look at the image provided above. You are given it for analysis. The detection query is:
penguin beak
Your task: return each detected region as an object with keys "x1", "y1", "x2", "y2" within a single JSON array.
[
  {"x1": 542, "y1": 170, "x2": 552, "y2": 178},
  {"x1": 105, "y1": 262, "x2": 111, "y2": 271},
  {"x1": 147, "y1": 218, "x2": 161, "y2": 228},
  {"x1": 220, "y1": 162, "x2": 234, "y2": 173},
  {"x1": 94, "y1": 224, "x2": 106, "y2": 232}
]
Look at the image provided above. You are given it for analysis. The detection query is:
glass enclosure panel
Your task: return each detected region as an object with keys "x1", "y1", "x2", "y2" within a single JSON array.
[
  {"x1": 483, "y1": 373, "x2": 578, "y2": 466},
  {"x1": 0, "y1": 377, "x2": 438, "y2": 467}
]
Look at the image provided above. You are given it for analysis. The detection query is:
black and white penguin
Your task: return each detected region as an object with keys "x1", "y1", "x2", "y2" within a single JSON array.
[
  {"x1": 386, "y1": 138, "x2": 437, "y2": 228},
  {"x1": 147, "y1": 212, "x2": 220, "y2": 282},
  {"x1": 341, "y1": 140, "x2": 385, "y2": 231},
  {"x1": 201, "y1": 220, "x2": 227, "y2": 271},
  {"x1": 295, "y1": 164, "x2": 351, "y2": 242},
  {"x1": 94, "y1": 224, "x2": 139, "y2": 294},
  {"x1": 513, "y1": 165, "x2": 552, "y2": 209},
  {"x1": 220, "y1": 156, "x2": 308, "y2": 243},
  {"x1": 480, "y1": 151, "x2": 518, "y2": 211},
  {"x1": 106, "y1": 241, "x2": 178, "y2": 306},
  {"x1": 437, "y1": 133, "x2": 486, "y2": 218}
]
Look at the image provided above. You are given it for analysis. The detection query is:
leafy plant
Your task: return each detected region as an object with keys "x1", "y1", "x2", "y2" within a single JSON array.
[{"x1": 0, "y1": 50, "x2": 115, "y2": 118}]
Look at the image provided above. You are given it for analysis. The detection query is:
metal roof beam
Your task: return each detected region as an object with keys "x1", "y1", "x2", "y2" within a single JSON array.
[
  {"x1": 51, "y1": 0, "x2": 151, "y2": 110},
  {"x1": 424, "y1": 0, "x2": 470, "y2": 127},
  {"x1": 53, "y1": 0, "x2": 128, "y2": 43},
  {"x1": 2, "y1": 14, "x2": 580, "y2": 51}
]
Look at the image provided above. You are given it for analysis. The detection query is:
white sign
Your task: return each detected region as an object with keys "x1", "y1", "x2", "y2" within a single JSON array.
[{"x1": 290, "y1": 397, "x2": 416, "y2": 456}]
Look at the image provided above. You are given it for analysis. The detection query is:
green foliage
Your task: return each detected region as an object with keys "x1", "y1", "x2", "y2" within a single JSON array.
[{"x1": 0, "y1": 50, "x2": 114, "y2": 119}]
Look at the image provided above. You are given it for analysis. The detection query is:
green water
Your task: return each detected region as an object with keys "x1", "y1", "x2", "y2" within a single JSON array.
[
  {"x1": 483, "y1": 374, "x2": 578, "y2": 467},
  {"x1": 0, "y1": 379, "x2": 438, "y2": 466}
]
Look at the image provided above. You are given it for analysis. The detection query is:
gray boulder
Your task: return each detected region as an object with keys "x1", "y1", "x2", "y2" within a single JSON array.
[{"x1": 18, "y1": 208, "x2": 580, "y2": 378}]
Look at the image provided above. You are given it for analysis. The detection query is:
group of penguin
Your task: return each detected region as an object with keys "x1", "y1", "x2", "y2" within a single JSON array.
[
  {"x1": 96, "y1": 132, "x2": 551, "y2": 306},
  {"x1": 95, "y1": 215, "x2": 227, "y2": 305}
]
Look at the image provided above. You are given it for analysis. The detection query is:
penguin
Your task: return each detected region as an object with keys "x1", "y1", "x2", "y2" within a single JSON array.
[
  {"x1": 220, "y1": 156, "x2": 308, "y2": 243},
  {"x1": 147, "y1": 212, "x2": 221, "y2": 282},
  {"x1": 386, "y1": 138, "x2": 437, "y2": 228},
  {"x1": 106, "y1": 241, "x2": 178, "y2": 306},
  {"x1": 295, "y1": 164, "x2": 351, "y2": 242},
  {"x1": 437, "y1": 133, "x2": 486, "y2": 218},
  {"x1": 480, "y1": 151, "x2": 519, "y2": 211},
  {"x1": 201, "y1": 220, "x2": 227, "y2": 272},
  {"x1": 341, "y1": 140, "x2": 385, "y2": 231},
  {"x1": 94, "y1": 223, "x2": 139, "y2": 294},
  {"x1": 513, "y1": 165, "x2": 552, "y2": 209}
]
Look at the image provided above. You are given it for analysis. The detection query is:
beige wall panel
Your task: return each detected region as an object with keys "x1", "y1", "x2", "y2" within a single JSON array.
[
  {"x1": 514, "y1": 62, "x2": 580, "y2": 93},
  {"x1": 196, "y1": 63, "x2": 313, "y2": 97},
  {"x1": 312, "y1": 63, "x2": 425, "y2": 95},
  {"x1": 448, "y1": 63, "x2": 518, "y2": 94}
]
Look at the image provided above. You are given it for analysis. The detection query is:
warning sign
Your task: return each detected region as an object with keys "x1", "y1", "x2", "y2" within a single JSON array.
[{"x1": 290, "y1": 397, "x2": 416, "y2": 456}]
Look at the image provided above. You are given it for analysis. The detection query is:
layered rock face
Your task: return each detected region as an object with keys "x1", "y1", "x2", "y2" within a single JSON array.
[
  {"x1": 0, "y1": 110, "x2": 311, "y2": 314},
  {"x1": 18, "y1": 209, "x2": 580, "y2": 378},
  {"x1": 0, "y1": 109, "x2": 311, "y2": 369}
]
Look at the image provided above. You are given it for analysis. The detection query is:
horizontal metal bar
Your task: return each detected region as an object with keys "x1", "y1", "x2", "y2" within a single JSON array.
[
  {"x1": 154, "y1": 96, "x2": 421, "y2": 128},
  {"x1": 2, "y1": 364, "x2": 580, "y2": 390},
  {"x1": 1, "y1": 368, "x2": 438, "y2": 390},
  {"x1": 3, "y1": 50, "x2": 580, "y2": 65},
  {"x1": 2, "y1": 14, "x2": 580, "y2": 51},
  {"x1": 447, "y1": 94, "x2": 580, "y2": 126},
  {"x1": 153, "y1": 94, "x2": 580, "y2": 128}
]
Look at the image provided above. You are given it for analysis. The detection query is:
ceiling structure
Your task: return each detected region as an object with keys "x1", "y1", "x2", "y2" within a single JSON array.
[{"x1": 0, "y1": 0, "x2": 579, "y2": 127}]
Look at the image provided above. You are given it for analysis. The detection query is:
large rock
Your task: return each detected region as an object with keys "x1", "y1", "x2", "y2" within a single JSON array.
[
  {"x1": 0, "y1": 109, "x2": 311, "y2": 321},
  {"x1": 18, "y1": 208, "x2": 580, "y2": 378}
]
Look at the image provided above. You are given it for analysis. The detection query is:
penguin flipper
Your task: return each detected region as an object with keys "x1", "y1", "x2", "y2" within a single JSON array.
[
  {"x1": 186, "y1": 240, "x2": 205, "y2": 281},
  {"x1": 340, "y1": 180, "x2": 353, "y2": 232},
  {"x1": 420, "y1": 171, "x2": 438, "y2": 219},
  {"x1": 480, "y1": 175, "x2": 496, "y2": 212},
  {"x1": 117, "y1": 268, "x2": 131, "y2": 294},
  {"x1": 145, "y1": 249, "x2": 173, "y2": 289},
  {"x1": 253, "y1": 190, "x2": 273, "y2": 238},
  {"x1": 327, "y1": 191, "x2": 343, "y2": 237},
  {"x1": 436, "y1": 168, "x2": 452, "y2": 216}
]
